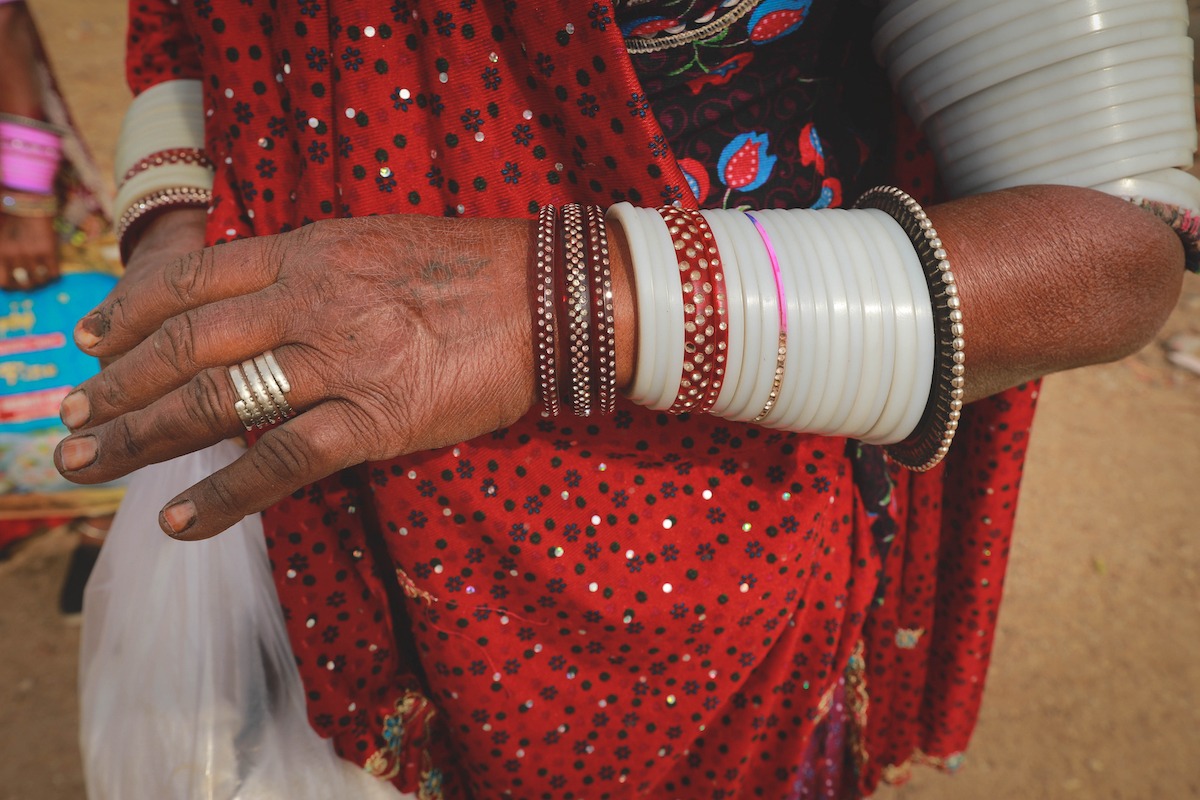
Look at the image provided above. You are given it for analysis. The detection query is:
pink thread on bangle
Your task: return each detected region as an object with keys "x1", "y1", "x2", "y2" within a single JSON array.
[
  {"x1": 745, "y1": 213, "x2": 786, "y2": 333},
  {"x1": 746, "y1": 211, "x2": 789, "y2": 423}
]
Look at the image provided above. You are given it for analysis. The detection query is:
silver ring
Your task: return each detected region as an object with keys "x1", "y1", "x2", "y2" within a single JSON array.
[
  {"x1": 227, "y1": 349, "x2": 296, "y2": 431},
  {"x1": 227, "y1": 363, "x2": 267, "y2": 431},
  {"x1": 241, "y1": 358, "x2": 281, "y2": 424},
  {"x1": 11, "y1": 266, "x2": 30, "y2": 287},
  {"x1": 254, "y1": 354, "x2": 295, "y2": 419}
]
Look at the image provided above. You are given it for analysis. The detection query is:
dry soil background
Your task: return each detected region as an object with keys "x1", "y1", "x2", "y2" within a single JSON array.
[{"x1": 1, "y1": 2, "x2": 1198, "y2": 799}]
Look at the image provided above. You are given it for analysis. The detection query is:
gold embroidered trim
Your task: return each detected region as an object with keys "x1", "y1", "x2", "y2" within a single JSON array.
[{"x1": 623, "y1": 0, "x2": 763, "y2": 54}]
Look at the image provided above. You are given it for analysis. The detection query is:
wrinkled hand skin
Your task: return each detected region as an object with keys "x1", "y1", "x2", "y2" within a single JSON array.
[
  {"x1": 0, "y1": 214, "x2": 59, "y2": 290},
  {"x1": 54, "y1": 214, "x2": 538, "y2": 540}
]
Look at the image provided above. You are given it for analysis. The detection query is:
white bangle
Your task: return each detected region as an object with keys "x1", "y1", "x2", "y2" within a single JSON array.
[
  {"x1": 699, "y1": 210, "x2": 747, "y2": 416},
  {"x1": 764, "y1": 209, "x2": 829, "y2": 432},
  {"x1": 824, "y1": 209, "x2": 885, "y2": 437},
  {"x1": 640, "y1": 207, "x2": 686, "y2": 411},
  {"x1": 841, "y1": 209, "x2": 897, "y2": 439},
  {"x1": 857, "y1": 208, "x2": 922, "y2": 445},
  {"x1": 867, "y1": 208, "x2": 934, "y2": 444},
  {"x1": 607, "y1": 203, "x2": 661, "y2": 405},
  {"x1": 719, "y1": 210, "x2": 777, "y2": 422},
  {"x1": 809, "y1": 211, "x2": 859, "y2": 435},
  {"x1": 746, "y1": 211, "x2": 805, "y2": 429}
]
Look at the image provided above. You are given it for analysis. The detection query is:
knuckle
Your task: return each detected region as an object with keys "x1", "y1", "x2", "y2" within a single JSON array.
[
  {"x1": 163, "y1": 249, "x2": 209, "y2": 306},
  {"x1": 156, "y1": 313, "x2": 202, "y2": 369},
  {"x1": 94, "y1": 369, "x2": 131, "y2": 412},
  {"x1": 109, "y1": 414, "x2": 144, "y2": 461},
  {"x1": 185, "y1": 369, "x2": 235, "y2": 431},
  {"x1": 206, "y1": 473, "x2": 241, "y2": 512},
  {"x1": 253, "y1": 427, "x2": 315, "y2": 484}
]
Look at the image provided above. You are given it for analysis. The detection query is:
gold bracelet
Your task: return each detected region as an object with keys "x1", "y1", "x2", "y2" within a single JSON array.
[{"x1": 0, "y1": 188, "x2": 58, "y2": 218}]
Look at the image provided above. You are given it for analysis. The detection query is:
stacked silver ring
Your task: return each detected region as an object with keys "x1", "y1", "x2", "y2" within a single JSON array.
[{"x1": 228, "y1": 350, "x2": 296, "y2": 431}]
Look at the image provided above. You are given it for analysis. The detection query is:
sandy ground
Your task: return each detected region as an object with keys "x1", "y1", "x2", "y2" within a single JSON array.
[{"x1": 1, "y1": 2, "x2": 1198, "y2": 798}]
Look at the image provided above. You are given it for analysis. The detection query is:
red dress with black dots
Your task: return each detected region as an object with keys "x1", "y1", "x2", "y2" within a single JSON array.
[{"x1": 126, "y1": 1, "x2": 1038, "y2": 797}]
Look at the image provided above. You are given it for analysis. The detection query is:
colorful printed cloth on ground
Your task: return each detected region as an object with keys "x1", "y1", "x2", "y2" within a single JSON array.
[{"x1": 126, "y1": 1, "x2": 1037, "y2": 796}]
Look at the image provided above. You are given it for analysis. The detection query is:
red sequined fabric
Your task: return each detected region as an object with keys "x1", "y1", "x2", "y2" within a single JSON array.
[{"x1": 127, "y1": 1, "x2": 1038, "y2": 797}]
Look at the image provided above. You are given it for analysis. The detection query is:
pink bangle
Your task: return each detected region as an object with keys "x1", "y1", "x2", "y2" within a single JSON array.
[
  {"x1": 0, "y1": 116, "x2": 63, "y2": 195},
  {"x1": 745, "y1": 212, "x2": 787, "y2": 423}
]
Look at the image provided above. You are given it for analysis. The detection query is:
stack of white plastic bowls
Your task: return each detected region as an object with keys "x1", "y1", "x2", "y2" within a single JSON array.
[{"x1": 873, "y1": 0, "x2": 1198, "y2": 202}]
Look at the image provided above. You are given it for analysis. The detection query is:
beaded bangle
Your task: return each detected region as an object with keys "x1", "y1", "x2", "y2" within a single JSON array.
[
  {"x1": 585, "y1": 205, "x2": 617, "y2": 415},
  {"x1": 744, "y1": 212, "x2": 787, "y2": 423},
  {"x1": 856, "y1": 186, "x2": 963, "y2": 471},
  {"x1": 558, "y1": 203, "x2": 592, "y2": 416},
  {"x1": 115, "y1": 186, "x2": 213, "y2": 260},
  {"x1": 534, "y1": 204, "x2": 561, "y2": 417},
  {"x1": 698, "y1": 210, "x2": 746, "y2": 416},
  {"x1": 120, "y1": 147, "x2": 213, "y2": 185},
  {"x1": 659, "y1": 207, "x2": 728, "y2": 414}
]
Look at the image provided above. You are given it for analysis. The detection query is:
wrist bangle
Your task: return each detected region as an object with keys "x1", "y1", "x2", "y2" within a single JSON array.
[
  {"x1": 585, "y1": 205, "x2": 617, "y2": 415},
  {"x1": 644, "y1": 207, "x2": 686, "y2": 411},
  {"x1": 1, "y1": 187, "x2": 58, "y2": 218},
  {"x1": 660, "y1": 207, "x2": 727, "y2": 415},
  {"x1": 558, "y1": 203, "x2": 592, "y2": 416},
  {"x1": 120, "y1": 147, "x2": 213, "y2": 185},
  {"x1": 533, "y1": 204, "x2": 560, "y2": 417},
  {"x1": 744, "y1": 212, "x2": 787, "y2": 423},
  {"x1": 856, "y1": 186, "x2": 964, "y2": 471},
  {"x1": 698, "y1": 210, "x2": 746, "y2": 416},
  {"x1": 116, "y1": 186, "x2": 212, "y2": 261}
]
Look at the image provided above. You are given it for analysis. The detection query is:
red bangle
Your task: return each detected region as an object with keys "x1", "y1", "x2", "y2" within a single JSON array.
[
  {"x1": 584, "y1": 205, "x2": 616, "y2": 415},
  {"x1": 557, "y1": 204, "x2": 592, "y2": 416},
  {"x1": 533, "y1": 204, "x2": 561, "y2": 417},
  {"x1": 660, "y1": 207, "x2": 728, "y2": 415},
  {"x1": 120, "y1": 147, "x2": 213, "y2": 186}
]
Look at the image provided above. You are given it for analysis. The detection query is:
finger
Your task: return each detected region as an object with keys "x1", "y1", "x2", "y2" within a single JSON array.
[
  {"x1": 56, "y1": 346, "x2": 317, "y2": 482},
  {"x1": 30, "y1": 261, "x2": 56, "y2": 288},
  {"x1": 156, "y1": 402, "x2": 367, "y2": 540},
  {"x1": 74, "y1": 230, "x2": 295, "y2": 357},
  {"x1": 61, "y1": 286, "x2": 296, "y2": 430},
  {"x1": 10, "y1": 263, "x2": 31, "y2": 289}
]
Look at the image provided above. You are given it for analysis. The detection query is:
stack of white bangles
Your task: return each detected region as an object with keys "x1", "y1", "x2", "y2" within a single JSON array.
[
  {"x1": 606, "y1": 194, "x2": 954, "y2": 471},
  {"x1": 874, "y1": 0, "x2": 1200, "y2": 215}
]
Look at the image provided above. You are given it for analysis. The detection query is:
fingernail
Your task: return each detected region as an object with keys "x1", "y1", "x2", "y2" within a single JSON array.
[
  {"x1": 60, "y1": 436, "x2": 97, "y2": 471},
  {"x1": 75, "y1": 313, "x2": 106, "y2": 348},
  {"x1": 60, "y1": 390, "x2": 91, "y2": 429},
  {"x1": 161, "y1": 500, "x2": 197, "y2": 536},
  {"x1": 75, "y1": 321, "x2": 101, "y2": 349}
]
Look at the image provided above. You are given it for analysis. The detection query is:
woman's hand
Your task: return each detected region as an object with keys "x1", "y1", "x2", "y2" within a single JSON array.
[
  {"x1": 54, "y1": 215, "x2": 542, "y2": 540},
  {"x1": 0, "y1": 213, "x2": 59, "y2": 290}
]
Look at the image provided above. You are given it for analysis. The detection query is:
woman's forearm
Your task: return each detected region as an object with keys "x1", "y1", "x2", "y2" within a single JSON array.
[
  {"x1": 0, "y1": 4, "x2": 44, "y2": 120},
  {"x1": 933, "y1": 184, "x2": 1184, "y2": 402}
]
